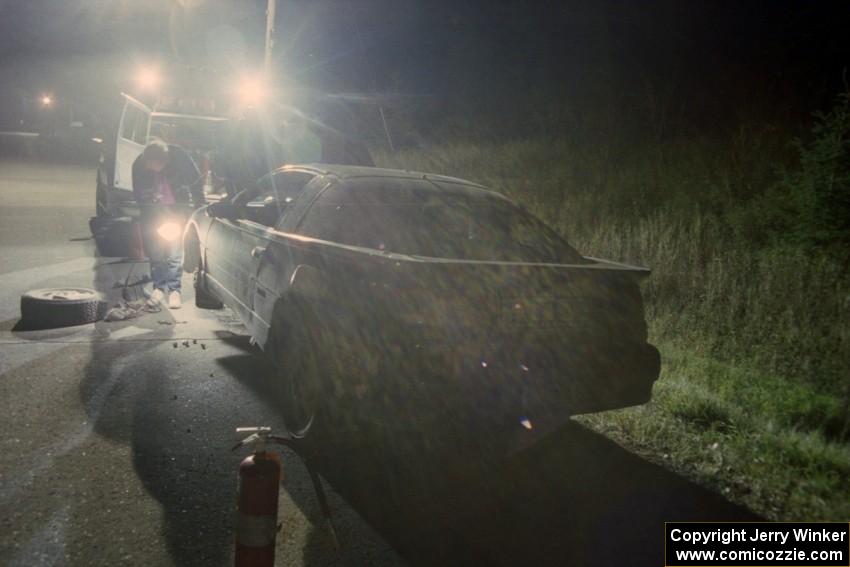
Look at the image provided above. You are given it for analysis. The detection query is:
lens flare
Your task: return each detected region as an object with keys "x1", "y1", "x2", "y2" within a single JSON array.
[
  {"x1": 156, "y1": 222, "x2": 182, "y2": 242},
  {"x1": 135, "y1": 66, "x2": 161, "y2": 92},
  {"x1": 237, "y1": 75, "x2": 268, "y2": 107}
]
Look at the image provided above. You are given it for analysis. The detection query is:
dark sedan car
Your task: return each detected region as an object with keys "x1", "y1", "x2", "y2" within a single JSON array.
[{"x1": 182, "y1": 165, "x2": 660, "y2": 442}]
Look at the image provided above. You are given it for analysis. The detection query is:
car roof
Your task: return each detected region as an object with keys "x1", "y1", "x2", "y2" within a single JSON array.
[{"x1": 273, "y1": 164, "x2": 504, "y2": 198}]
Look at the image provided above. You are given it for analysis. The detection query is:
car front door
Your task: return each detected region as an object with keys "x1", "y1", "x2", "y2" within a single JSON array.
[
  {"x1": 112, "y1": 94, "x2": 151, "y2": 210},
  {"x1": 247, "y1": 171, "x2": 322, "y2": 342},
  {"x1": 202, "y1": 187, "x2": 275, "y2": 323},
  {"x1": 205, "y1": 171, "x2": 317, "y2": 334}
]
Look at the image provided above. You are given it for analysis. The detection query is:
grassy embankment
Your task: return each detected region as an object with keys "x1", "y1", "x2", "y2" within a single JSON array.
[{"x1": 373, "y1": 97, "x2": 850, "y2": 521}]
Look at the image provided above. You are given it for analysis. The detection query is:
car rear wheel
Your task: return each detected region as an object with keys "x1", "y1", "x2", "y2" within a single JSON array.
[{"x1": 270, "y1": 301, "x2": 325, "y2": 439}]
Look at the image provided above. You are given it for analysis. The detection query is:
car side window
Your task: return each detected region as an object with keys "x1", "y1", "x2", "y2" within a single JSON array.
[
  {"x1": 242, "y1": 191, "x2": 280, "y2": 227},
  {"x1": 296, "y1": 185, "x2": 344, "y2": 241},
  {"x1": 238, "y1": 171, "x2": 315, "y2": 228},
  {"x1": 265, "y1": 171, "x2": 314, "y2": 206},
  {"x1": 296, "y1": 183, "x2": 374, "y2": 246}
]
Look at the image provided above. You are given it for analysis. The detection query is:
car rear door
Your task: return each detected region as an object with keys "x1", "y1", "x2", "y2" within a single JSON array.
[{"x1": 113, "y1": 94, "x2": 151, "y2": 201}]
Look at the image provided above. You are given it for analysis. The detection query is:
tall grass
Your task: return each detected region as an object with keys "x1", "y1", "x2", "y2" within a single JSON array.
[
  {"x1": 375, "y1": 134, "x2": 847, "y2": 396},
  {"x1": 372, "y1": 110, "x2": 850, "y2": 519}
]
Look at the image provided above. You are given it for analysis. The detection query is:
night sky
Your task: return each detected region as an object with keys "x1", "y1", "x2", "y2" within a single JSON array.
[{"x1": 1, "y1": 0, "x2": 849, "y2": 131}]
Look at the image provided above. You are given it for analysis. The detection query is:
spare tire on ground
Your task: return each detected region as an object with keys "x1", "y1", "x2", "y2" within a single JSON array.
[{"x1": 20, "y1": 288, "x2": 107, "y2": 329}]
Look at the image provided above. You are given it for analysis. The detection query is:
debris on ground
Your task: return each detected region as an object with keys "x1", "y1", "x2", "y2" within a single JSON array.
[{"x1": 104, "y1": 301, "x2": 161, "y2": 322}]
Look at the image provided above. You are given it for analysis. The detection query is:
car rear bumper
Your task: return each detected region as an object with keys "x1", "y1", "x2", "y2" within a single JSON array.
[
  {"x1": 346, "y1": 338, "x2": 660, "y2": 439},
  {"x1": 445, "y1": 340, "x2": 661, "y2": 423}
]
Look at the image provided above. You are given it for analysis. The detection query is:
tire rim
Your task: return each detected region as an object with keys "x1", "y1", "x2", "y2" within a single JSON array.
[
  {"x1": 278, "y1": 319, "x2": 321, "y2": 439},
  {"x1": 288, "y1": 352, "x2": 318, "y2": 438},
  {"x1": 32, "y1": 288, "x2": 99, "y2": 301}
]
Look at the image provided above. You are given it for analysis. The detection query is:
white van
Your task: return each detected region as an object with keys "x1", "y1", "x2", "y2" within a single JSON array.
[
  {"x1": 95, "y1": 93, "x2": 227, "y2": 218},
  {"x1": 95, "y1": 88, "x2": 377, "y2": 220}
]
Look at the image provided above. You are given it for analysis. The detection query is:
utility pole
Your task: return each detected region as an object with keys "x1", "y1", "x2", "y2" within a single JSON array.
[
  {"x1": 379, "y1": 106, "x2": 395, "y2": 153},
  {"x1": 265, "y1": 0, "x2": 277, "y2": 75}
]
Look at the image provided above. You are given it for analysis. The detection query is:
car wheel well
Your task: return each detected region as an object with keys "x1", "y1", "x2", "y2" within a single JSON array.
[
  {"x1": 268, "y1": 294, "x2": 302, "y2": 353},
  {"x1": 182, "y1": 225, "x2": 201, "y2": 273}
]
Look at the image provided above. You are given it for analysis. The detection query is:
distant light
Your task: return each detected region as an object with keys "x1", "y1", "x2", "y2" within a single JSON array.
[
  {"x1": 40, "y1": 95, "x2": 53, "y2": 107},
  {"x1": 135, "y1": 66, "x2": 161, "y2": 92},
  {"x1": 237, "y1": 74, "x2": 268, "y2": 108},
  {"x1": 520, "y1": 417, "x2": 533, "y2": 430}
]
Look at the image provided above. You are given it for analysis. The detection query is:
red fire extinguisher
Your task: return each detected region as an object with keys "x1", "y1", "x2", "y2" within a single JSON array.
[{"x1": 233, "y1": 427, "x2": 282, "y2": 567}]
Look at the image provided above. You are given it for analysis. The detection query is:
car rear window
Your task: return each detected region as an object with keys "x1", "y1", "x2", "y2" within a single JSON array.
[{"x1": 296, "y1": 177, "x2": 584, "y2": 263}]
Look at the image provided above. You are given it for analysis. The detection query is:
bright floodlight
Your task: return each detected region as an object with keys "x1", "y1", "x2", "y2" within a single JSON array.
[
  {"x1": 135, "y1": 66, "x2": 161, "y2": 92},
  {"x1": 40, "y1": 95, "x2": 53, "y2": 107},
  {"x1": 156, "y1": 222, "x2": 182, "y2": 242},
  {"x1": 237, "y1": 75, "x2": 268, "y2": 107}
]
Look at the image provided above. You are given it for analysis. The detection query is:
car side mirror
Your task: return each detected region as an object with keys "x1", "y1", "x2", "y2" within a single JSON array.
[{"x1": 207, "y1": 202, "x2": 237, "y2": 220}]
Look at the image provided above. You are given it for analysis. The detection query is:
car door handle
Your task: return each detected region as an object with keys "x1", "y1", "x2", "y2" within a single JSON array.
[{"x1": 251, "y1": 246, "x2": 266, "y2": 259}]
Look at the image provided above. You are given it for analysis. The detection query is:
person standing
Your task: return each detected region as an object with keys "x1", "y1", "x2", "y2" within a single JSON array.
[{"x1": 132, "y1": 140, "x2": 185, "y2": 309}]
